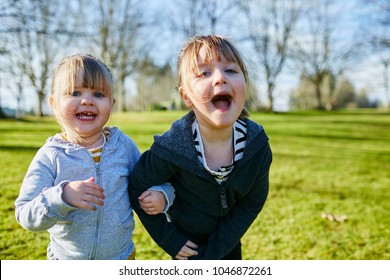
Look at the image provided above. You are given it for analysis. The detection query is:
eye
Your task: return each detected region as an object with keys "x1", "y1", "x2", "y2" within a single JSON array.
[
  {"x1": 94, "y1": 92, "x2": 105, "y2": 98},
  {"x1": 196, "y1": 71, "x2": 211, "y2": 78},
  {"x1": 70, "y1": 91, "x2": 81, "y2": 96},
  {"x1": 225, "y1": 68, "x2": 238, "y2": 74}
]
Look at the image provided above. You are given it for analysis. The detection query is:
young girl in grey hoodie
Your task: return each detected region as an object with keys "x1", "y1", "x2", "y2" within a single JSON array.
[{"x1": 15, "y1": 54, "x2": 174, "y2": 260}]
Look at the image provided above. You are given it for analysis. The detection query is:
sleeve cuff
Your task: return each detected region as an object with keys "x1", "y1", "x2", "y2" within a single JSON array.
[
  {"x1": 42, "y1": 181, "x2": 77, "y2": 219},
  {"x1": 148, "y1": 183, "x2": 175, "y2": 213}
]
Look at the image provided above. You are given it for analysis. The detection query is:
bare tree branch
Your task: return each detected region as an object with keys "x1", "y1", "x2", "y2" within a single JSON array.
[{"x1": 239, "y1": 0, "x2": 303, "y2": 111}]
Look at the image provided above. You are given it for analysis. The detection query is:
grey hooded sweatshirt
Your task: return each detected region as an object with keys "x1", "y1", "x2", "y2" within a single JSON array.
[{"x1": 15, "y1": 127, "x2": 174, "y2": 259}]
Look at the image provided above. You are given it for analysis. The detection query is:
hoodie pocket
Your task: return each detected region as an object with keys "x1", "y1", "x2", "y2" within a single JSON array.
[{"x1": 116, "y1": 207, "x2": 134, "y2": 230}]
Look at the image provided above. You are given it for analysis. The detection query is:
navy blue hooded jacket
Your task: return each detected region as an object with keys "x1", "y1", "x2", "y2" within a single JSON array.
[{"x1": 130, "y1": 111, "x2": 272, "y2": 259}]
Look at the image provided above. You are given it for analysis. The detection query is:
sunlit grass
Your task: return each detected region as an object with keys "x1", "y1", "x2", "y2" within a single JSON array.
[{"x1": 1, "y1": 110, "x2": 389, "y2": 259}]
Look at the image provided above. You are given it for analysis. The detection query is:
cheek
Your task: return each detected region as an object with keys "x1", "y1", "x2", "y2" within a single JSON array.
[
  {"x1": 57, "y1": 99, "x2": 77, "y2": 118},
  {"x1": 234, "y1": 80, "x2": 247, "y2": 100},
  {"x1": 192, "y1": 83, "x2": 211, "y2": 102},
  {"x1": 182, "y1": 95, "x2": 193, "y2": 107},
  {"x1": 97, "y1": 101, "x2": 114, "y2": 120},
  {"x1": 102, "y1": 105, "x2": 112, "y2": 118},
  {"x1": 239, "y1": 85, "x2": 247, "y2": 100},
  {"x1": 60, "y1": 100, "x2": 75, "y2": 112}
]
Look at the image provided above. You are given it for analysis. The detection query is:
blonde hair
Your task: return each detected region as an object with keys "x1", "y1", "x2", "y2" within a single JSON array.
[
  {"x1": 50, "y1": 54, "x2": 114, "y2": 127},
  {"x1": 177, "y1": 35, "x2": 249, "y2": 118}
]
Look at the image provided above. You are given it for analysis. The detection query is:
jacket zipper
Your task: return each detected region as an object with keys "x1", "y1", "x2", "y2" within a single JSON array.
[
  {"x1": 90, "y1": 159, "x2": 102, "y2": 259},
  {"x1": 219, "y1": 164, "x2": 242, "y2": 213},
  {"x1": 220, "y1": 185, "x2": 228, "y2": 210},
  {"x1": 90, "y1": 132, "x2": 108, "y2": 259}
]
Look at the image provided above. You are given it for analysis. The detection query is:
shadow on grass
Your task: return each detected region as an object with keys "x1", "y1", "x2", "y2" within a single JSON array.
[
  {"x1": 0, "y1": 146, "x2": 40, "y2": 152},
  {"x1": 269, "y1": 131, "x2": 389, "y2": 142}
]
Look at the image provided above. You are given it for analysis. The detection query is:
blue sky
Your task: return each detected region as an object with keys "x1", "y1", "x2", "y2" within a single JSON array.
[{"x1": 0, "y1": 0, "x2": 388, "y2": 112}]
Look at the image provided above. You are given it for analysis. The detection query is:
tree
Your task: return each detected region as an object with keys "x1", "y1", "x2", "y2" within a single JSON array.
[
  {"x1": 364, "y1": 0, "x2": 390, "y2": 109},
  {"x1": 291, "y1": 71, "x2": 359, "y2": 110},
  {"x1": 4, "y1": 0, "x2": 81, "y2": 116},
  {"x1": 291, "y1": 0, "x2": 362, "y2": 110},
  {"x1": 290, "y1": 74, "x2": 315, "y2": 110},
  {"x1": 92, "y1": 0, "x2": 147, "y2": 112},
  {"x1": 168, "y1": 0, "x2": 236, "y2": 37},
  {"x1": 290, "y1": 70, "x2": 336, "y2": 110},
  {"x1": 356, "y1": 88, "x2": 378, "y2": 108},
  {"x1": 239, "y1": 0, "x2": 302, "y2": 111},
  {"x1": 133, "y1": 57, "x2": 176, "y2": 111},
  {"x1": 334, "y1": 74, "x2": 356, "y2": 109},
  {"x1": 1, "y1": 0, "x2": 21, "y2": 117}
]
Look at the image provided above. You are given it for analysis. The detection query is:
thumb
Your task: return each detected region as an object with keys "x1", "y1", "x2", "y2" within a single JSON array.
[{"x1": 138, "y1": 190, "x2": 152, "y2": 201}]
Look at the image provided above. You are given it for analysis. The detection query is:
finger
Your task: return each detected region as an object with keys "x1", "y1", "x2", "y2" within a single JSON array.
[
  {"x1": 175, "y1": 254, "x2": 188, "y2": 260},
  {"x1": 186, "y1": 241, "x2": 199, "y2": 249},
  {"x1": 141, "y1": 205, "x2": 158, "y2": 215},
  {"x1": 140, "y1": 203, "x2": 155, "y2": 211},
  {"x1": 181, "y1": 246, "x2": 197, "y2": 257},
  {"x1": 84, "y1": 186, "x2": 105, "y2": 199},
  {"x1": 78, "y1": 200, "x2": 98, "y2": 211},
  {"x1": 139, "y1": 198, "x2": 151, "y2": 205},
  {"x1": 86, "y1": 183, "x2": 105, "y2": 194},
  {"x1": 138, "y1": 190, "x2": 152, "y2": 201},
  {"x1": 82, "y1": 193, "x2": 105, "y2": 206},
  {"x1": 139, "y1": 199, "x2": 154, "y2": 209},
  {"x1": 82, "y1": 178, "x2": 104, "y2": 193}
]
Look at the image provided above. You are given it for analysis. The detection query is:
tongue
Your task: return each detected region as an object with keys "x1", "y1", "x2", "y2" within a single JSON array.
[{"x1": 213, "y1": 99, "x2": 230, "y2": 110}]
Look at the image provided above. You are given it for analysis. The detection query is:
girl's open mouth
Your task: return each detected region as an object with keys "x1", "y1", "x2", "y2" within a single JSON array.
[
  {"x1": 211, "y1": 94, "x2": 232, "y2": 111},
  {"x1": 76, "y1": 112, "x2": 97, "y2": 120}
]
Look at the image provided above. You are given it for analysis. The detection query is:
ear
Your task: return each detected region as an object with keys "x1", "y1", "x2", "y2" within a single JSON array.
[
  {"x1": 48, "y1": 95, "x2": 58, "y2": 117},
  {"x1": 48, "y1": 95, "x2": 55, "y2": 108},
  {"x1": 179, "y1": 87, "x2": 193, "y2": 108}
]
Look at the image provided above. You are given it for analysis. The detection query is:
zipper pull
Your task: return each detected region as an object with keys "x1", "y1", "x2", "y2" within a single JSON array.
[{"x1": 95, "y1": 165, "x2": 101, "y2": 184}]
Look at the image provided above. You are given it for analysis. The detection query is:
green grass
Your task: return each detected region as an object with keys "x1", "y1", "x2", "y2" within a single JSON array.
[{"x1": 1, "y1": 110, "x2": 389, "y2": 260}]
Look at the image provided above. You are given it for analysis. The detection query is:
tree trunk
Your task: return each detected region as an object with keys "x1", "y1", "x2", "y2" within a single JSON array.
[
  {"x1": 384, "y1": 60, "x2": 390, "y2": 110},
  {"x1": 314, "y1": 83, "x2": 323, "y2": 110},
  {"x1": 37, "y1": 91, "x2": 44, "y2": 117}
]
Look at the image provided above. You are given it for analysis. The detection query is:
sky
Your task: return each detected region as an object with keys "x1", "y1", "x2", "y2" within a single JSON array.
[{"x1": 0, "y1": 0, "x2": 388, "y2": 113}]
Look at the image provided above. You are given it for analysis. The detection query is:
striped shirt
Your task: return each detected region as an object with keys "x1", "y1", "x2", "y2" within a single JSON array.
[
  {"x1": 61, "y1": 129, "x2": 110, "y2": 164},
  {"x1": 89, "y1": 130, "x2": 110, "y2": 163},
  {"x1": 192, "y1": 119, "x2": 247, "y2": 184}
]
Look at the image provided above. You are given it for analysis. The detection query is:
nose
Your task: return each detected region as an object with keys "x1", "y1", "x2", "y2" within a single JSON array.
[
  {"x1": 81, "y1": 95, "x2": 94, "y2": 106},
  {"x1": 212, "y1": 69, "x2": 227, "y2": 86}
]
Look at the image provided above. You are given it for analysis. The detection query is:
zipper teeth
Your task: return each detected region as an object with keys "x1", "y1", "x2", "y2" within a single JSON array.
[
  {"x1": 90, "y1": 141, "x2": 103, "y2": 259},
  {"x1": 220, "y1": 187, "x2": 228, "y2": 209}
]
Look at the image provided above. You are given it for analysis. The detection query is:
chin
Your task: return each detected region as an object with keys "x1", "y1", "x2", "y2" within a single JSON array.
[
  {"x1": 213, "y1": 118, "x2": 236, "y2": 129},
  {"x1": 215, "y1": 110, "x2": 240, "y2": 120}
]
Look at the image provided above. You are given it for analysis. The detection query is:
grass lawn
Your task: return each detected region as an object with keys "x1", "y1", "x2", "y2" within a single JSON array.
[{"x1": 0, "y1": 110, "x2": 389, "y2": 260}]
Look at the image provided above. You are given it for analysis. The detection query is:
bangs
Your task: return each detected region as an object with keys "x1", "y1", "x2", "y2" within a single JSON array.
[
  {"x1": 194, "y1": 37, "x2": 238, "y2": 67},
  {"x1": 52, "y1": 54, "x2": 113, "y2": 97},
  {"x1": 77, "y1": 57, "x2": 112, "y2": 93},
  {"x1": 178, "y1": 35, "x2": 248, "y2": 87}
]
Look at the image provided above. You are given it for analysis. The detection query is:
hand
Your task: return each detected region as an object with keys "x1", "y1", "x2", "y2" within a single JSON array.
[
  {"x1": 175, "y1": 241, "x2": 198, "y2": 260},
  {"x1": 62, "y1": 177, "x2": 105, "y2": 211},
  {"x1": 138, "y1": 190, "x2": 166, "y2": 215}
]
